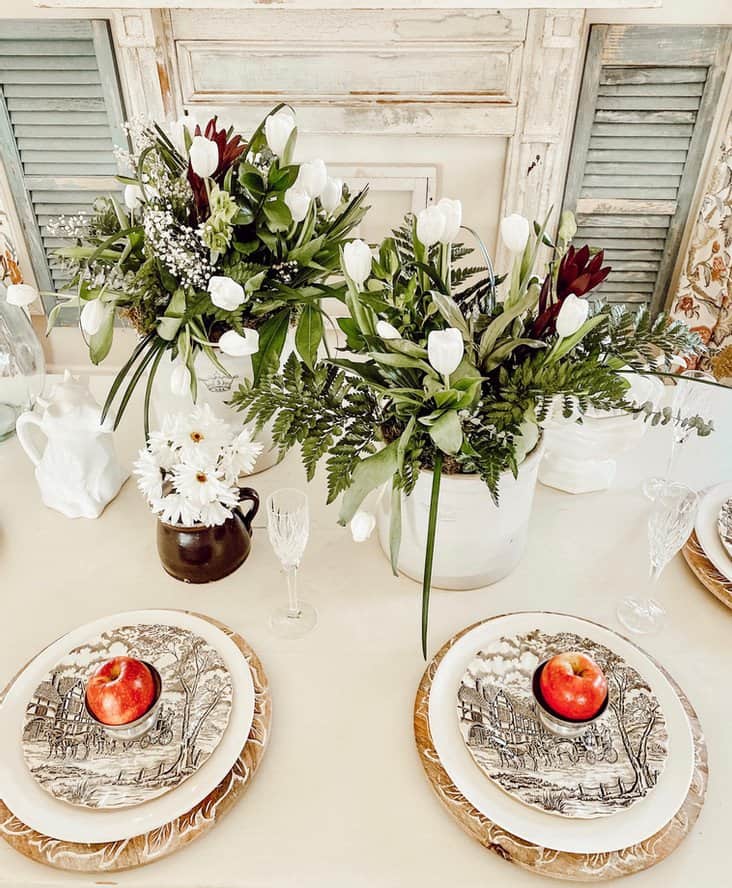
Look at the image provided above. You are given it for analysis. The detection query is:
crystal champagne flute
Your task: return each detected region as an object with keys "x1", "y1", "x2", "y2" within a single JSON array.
[
  {"x1": 266, "y1": 488, "x2": 317, "y2": 638},
  {"x1": 617, "y1": 482, "x2": 698, "y2": 635}
]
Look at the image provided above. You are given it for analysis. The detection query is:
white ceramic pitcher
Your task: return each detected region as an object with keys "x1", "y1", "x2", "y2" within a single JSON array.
[{"x1": 16, "y1": 371, "x2": 128, "y2": 519}]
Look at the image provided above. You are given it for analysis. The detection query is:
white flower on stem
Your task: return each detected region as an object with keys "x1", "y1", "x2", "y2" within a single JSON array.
[
  {"x1": 170, "y1": 361, "x2": 192, "y2": 398},
  {"x1": 555, "y1": 294, "x2": 589, "y2": 339},
  {"x1": 146, "y1": 428, "x2": 178, "y2": 471},
  {"x1": 171, "y1": 404, "x2": 231, "y2": 464},
  {"x1": 133, "y1": 448, "x2": 164, "y2": 501},
  {"x1": 320, "y1": 177, "x2": 343, "y2": 214},
  {"x1": 500, "y1": 213, "x2": 530, "y2": 253},
  {"x1": 189, "y1": 135, "x2": 219, "y2": 178},
  {"x1": 342, "y1": 239, "x2": 372, "y2": 291},
  {"x1": 170, "y1": 114, "x2": 198, "y2": 154},
  {"x1": 284, "y1": 187, "x2": 310, "y2": 223},
  {"x1": 151, "y1": 492, "x2": 199, "y2": 527},
  {"x1": 350, "y1": 510, "x2": 376, "y2": 542},
  {"x1": 264, "y1": 108, "x2": 296, "y2": 157},
  {"x1": 376, "y1": 320, "x2": 401, "y2": 340},
  {"x1": 295, "y1": 159, "x2": 328, "y2": 199},
  {"x1": 218, "y1": 328, "x2": 259, "y2": 358},
  {"x1": 226, "y1": 427, "x2": 264, "y2": 478},
  {"x1": 80, "y1": 298, "x2": 106, "y2": 336},
  {"x1": 208, "y1": 275, "x2": 246, "y2": 311},
  {"x1": 427, "y1": 327, "x2": 464, "y2": 377},
  {"x1": 198, "y1": 500, "x2": 234, "y2": 527},
  {"x1": 6, "y1": 283, "x2": 38, "y2": 308},
  {"x1": 416, "y1": 205, "x2": 446, "y2": 248},
  {"x1": 124, "y1": 184, "x2": 144, "y2": 211},
  {"x1": 172, "y1": 461, "x2": 239, "y2": 508},
  {"x1": 437, "y1": 198, "x2": 462, "y2": 244}
]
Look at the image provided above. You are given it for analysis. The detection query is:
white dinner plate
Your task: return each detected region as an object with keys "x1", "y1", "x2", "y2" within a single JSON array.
[
  {"x1": 429, "y1": 612, "x2": 695, "y2": 855},
  {"x1": 695, "y1": 481, "x2": 732, "y2": 581},
  {"x1": 0, "y1": 610, "x2": 255, "y2": 844}
]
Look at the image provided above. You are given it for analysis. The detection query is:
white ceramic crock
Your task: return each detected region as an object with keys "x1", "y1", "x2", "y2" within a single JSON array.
[{"x1": 376, "y1": 442, "x2": 544, "y2": 590}]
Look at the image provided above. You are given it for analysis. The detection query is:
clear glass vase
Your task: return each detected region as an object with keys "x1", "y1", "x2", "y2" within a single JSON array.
[{"x1": 0, "y1": 285, "x2": 45, "y2": 442}]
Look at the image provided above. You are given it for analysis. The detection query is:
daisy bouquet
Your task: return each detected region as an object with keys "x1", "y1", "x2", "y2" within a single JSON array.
[
  {"x1": 49, "y1": 104, "x2": 369, "y2": 434},
  {"x1": 134, "y1": 404, "x2": 263, "y2": 527}
]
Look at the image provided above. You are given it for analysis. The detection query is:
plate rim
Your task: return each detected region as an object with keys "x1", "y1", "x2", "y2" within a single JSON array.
[
  {"x1": 423, "y1": 612, "x2": 697, "y2": 855},
  {"x1": 0, "y1": 609, "x2": 254, "y2": 843},
  {"x1": 695, "y1": 482, "x2": 732, "y2": 581}
]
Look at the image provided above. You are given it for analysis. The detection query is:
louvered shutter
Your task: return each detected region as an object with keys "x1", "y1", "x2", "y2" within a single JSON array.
[
  {"x1": 0, "y1": 20, "x2": 127, "y2": 321},
  {"x1": 563, "y1": 25, "x2": 732, "y2": 314}
]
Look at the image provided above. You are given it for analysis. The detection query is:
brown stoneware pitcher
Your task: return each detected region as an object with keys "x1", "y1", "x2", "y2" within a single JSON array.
[{"x1": 157, "y1": 487, "x2": 259, "y2": 583}]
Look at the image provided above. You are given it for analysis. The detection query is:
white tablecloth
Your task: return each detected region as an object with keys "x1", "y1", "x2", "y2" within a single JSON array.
[{"x1": 0, "y1": 377, "x2": 730, "y2": 887}]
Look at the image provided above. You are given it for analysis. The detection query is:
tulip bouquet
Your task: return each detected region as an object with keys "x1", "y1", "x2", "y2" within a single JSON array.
[
  {"x1": 48, "y1": 105, "x2": 368, "y2": 433},
  {"x1": 235, "y1": 204, "x2": 703, "y2": 655}
]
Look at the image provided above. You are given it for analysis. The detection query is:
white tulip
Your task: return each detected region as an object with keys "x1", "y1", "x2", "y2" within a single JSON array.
[
  {"x1": 437, "y1": 198, "x2": 462, "y2": 244},
  {"x1": 124, "y1": 184, "x2": 144, "y2": 211},
  {"x1": 218, "y1": 328, "x2": 259, "y2": 357},
  {"x1": 416, "y1": 205, "x2": 446, "y2": 248},
  {"x1": 555, "y1": 294, "x2": 589, "y2": 339},
  {"x1": 207, "y1": 276, "x2": 246, "y2": 311},
  {"x1": 296, "y1": 159, "x2": 328, "y2": 199},
  {"x1": 6, "y1": 283, "x2": 38, "y2": 308},
  {"x1": 80, "y1": 299, "x2": 106, "y2": 336},
  {"x1": 170, "y1": 114, "x2": 198, "y2": 154},
  {"x1": 428, "y1": 328, "x2": 464, "y2": 377},
  {"x1": 376, "y1": 320, "x2": 401, "y2": 340},
  {"x1": 320, "y1": 177, "x2": 343, "y2": 214},
  {"x1": 189, "y1": 135, "x2": 219, "y2": 178},
  {"x1": 284, "y1": 187, "x2": 311, "y2": 223},
  {"x1": 170, "y1": 361, "x2": 192, "y2": 398},
  {"x1": 350, "y1": 510, "x2": 376, "y2": 543},
  {"x1": 500, "y1": 213, "x2": 530, "y2": 253},
  {"x1": 264, "y1": 108, "x2": 296, "y2": 157},
  {"x1": 342, "y1": 239, "x2": 372, "y2": 291}
]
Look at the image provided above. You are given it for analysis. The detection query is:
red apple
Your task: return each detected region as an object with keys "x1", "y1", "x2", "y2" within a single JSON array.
[
  {"x1": 539, "y1": 651, "x2": 607, "y2": 721},
  {"x1": 86, "y1": 657, "x2": 157, "y2": 726}
]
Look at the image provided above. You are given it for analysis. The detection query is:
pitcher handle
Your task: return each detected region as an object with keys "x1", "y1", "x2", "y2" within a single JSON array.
[
  {"x1": 236, "y1": 487, "x2": 260, "y2": 533},
  {"x1": 15, "y1": 412, "x2": 46, "y2": 467}
]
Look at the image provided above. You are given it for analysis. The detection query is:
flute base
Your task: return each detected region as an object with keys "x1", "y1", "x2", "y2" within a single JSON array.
[
  {"x1": 617, "y1": 595, "x2": 666, "y2": 635},
  {"x1": 268, "y1": 601, "x2": 317, "y2": 638}
]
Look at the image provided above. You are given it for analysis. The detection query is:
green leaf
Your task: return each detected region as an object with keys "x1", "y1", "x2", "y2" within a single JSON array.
[
  {"x1": 157, "y1": 288, "x2": 187, "y2": 341},
  {"x1": 389, "y1": 483, "x2": 402, "y2": 577},
  {"x1": 251, "y1": 307, "x2": 290, "y2": 383},
  {"x1": 549, "y1": 313, "x2": 607, "y2": 363},
  {"x1": 295, "y1": 304, "x2": 324, "y2": 369},
  {"x1": 483, "y1": 338, "x2": 546, "y2": 372},
  {"x1": 428, "y1": 409, "x2": 463, "y2": 455},
  {"x1": 338, "y1": 441, "x2": 399, "y2": 526},
  {"x1": 263, "y1": 196, "x2": 291, "y2": 231},
  {"x1": 89, "y1": 304, "x2": 115, "y2": 365},
  {"x1": 479, "y1": 281, "x2": 540, "y2": 362},
  {"x1": 430, "y1": 290, "x2": 470, "y2": 340}
]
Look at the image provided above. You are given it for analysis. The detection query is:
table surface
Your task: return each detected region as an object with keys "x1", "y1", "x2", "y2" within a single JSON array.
[{"x1": 0, "y1": 376, "x2": 731, "y2": 888}]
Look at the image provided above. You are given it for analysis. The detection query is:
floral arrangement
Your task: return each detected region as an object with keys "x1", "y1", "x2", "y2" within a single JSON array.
[
  {"x1": 49, "y1": 105, "x2": 368, "y2": 433},
  {"x1": 133, "y1": 404, "x2": 263, "y2": 527},
  {"x1": 234, "y1": 205, "x2": 704, "y2": 655}
]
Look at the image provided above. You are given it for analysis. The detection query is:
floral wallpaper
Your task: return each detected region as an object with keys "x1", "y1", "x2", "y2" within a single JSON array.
[{"x1": 671, "y1": 111, "x2": 732, "y2": 383}]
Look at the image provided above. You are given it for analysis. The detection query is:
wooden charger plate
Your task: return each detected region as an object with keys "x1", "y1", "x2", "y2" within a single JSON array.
[
  {"x1": 0, "y1": 612, "x2": 271, "y2": 873},
  {"x1": 683, "y1": 530, "x2": 732, "y2": 611},
  {"x1": 414, "y1": 617, "x2": 708, "y2": 881}
]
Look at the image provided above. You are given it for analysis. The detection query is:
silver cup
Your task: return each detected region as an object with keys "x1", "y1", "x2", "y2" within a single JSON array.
[
  {"x1": 84, "y1": 662, "x2": 163, "y2": 742},
  {"x1": 531, "y1": 661, "x2": 608, "y2": 738}
]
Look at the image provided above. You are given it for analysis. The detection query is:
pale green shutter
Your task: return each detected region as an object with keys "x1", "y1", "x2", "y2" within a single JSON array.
[
  {"x1": 0, "y1": 20, "x2": 127, "y2": 321},
  {"x1": 563, "y1": 25, "x2": 732, "y2": 314}
]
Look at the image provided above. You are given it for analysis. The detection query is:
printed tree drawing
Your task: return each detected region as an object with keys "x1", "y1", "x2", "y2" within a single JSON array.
[
  {"x1": 604, "y1": 654, "x2": 662, "y2": 795},
  {"x1": 133, "y1": 625, "x2": 229, "y2": 775}
]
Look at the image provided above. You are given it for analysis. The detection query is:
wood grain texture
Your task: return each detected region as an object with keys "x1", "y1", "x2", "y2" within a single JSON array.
[
  {"x1": 0, "y1": 612, "x2": 271, "y2": 873},
  {"x1": 414, "y1": 615, "x2": 708, "y2": 882},
  {"x1": 682, "y1": 531, "x2": 732, "y2": 611}
]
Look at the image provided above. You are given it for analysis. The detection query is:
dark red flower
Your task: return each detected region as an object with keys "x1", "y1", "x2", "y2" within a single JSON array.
[
  {"x1": 187, "y1": 117, "x2": 247, "y2": 220},
  {"x1": 532, "y1": 245, "x2": 611, "y2": 338}
]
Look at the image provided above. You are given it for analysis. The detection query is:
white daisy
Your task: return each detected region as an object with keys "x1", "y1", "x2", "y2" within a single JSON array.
[
  {"x1": 171, "y1": 404, "x2": 231, "y2": 464},
  {"x1": 172, "y1": 462, "x2": 239, "y2": 508},
  {"x1": 151, "y1": 492, "x2": 199, "y2": 527},
  {"x1": 197, "y1": 500, "x2": 233, "y2": 526},
  {"x1": 226, "y1": 428, "x2": 264, "y2": 478},
  {"x1": 133, "y1": 448, "x2": 164, "y2": 501}
]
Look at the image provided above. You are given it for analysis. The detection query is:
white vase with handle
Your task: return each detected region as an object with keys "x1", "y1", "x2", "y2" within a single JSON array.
[
  {"x1": 16, "y1": 371, "x2": 128, "y2": 519},
  {"x1": 376, "y1": 442, "x2": 544, "y2": 589}
]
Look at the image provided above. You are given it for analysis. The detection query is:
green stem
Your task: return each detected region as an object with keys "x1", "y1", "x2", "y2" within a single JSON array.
[
  {"x1": 422, "y1": 452, "x2": 443, "y2": 660},
  {"x1": 623, "y1": 368, "x2": 728, "y2": 391},
  {"x1": 143, "y1": 345, "x2": 166, "y2": 441}
]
